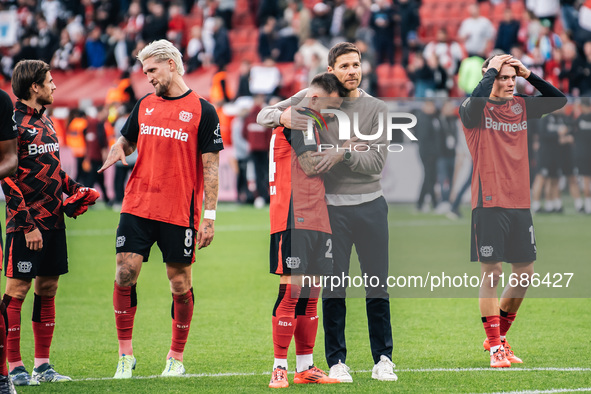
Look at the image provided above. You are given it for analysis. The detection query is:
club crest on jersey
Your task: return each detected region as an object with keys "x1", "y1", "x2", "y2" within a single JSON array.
[
  {"x1": 17, "y1": 261, "x2": 32, "y2": 273},
  {"x1": 511, "y1": 103, "x2": 523, "y2": 115},
  {"x1": 480, "y1": 246, "x2": 493, "y2": 258},
  {"x1": 179, "y1": 111, "x2": 193, "y2": 122},
  {"x1": 145, "y1": 108, "x2": 154, "y2": 116},
  {"x1": 286, "y1": 257, "x2": 301, "y2": 269}
]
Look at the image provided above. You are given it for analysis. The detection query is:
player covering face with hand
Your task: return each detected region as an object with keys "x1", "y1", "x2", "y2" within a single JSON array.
[
  {"x1": 459, "y1": 54, "x2": 566, "y2": 368},
  {"x1": 267, "y1": 73, "x2": 347, "y2": 388}
]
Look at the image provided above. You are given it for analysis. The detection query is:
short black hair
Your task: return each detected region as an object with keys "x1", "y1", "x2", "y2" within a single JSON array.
[
  {"x1": 328, "y1": 42, "x2": 361, "y2": 68},
  {"x1": 310, "y1": 72, "x2": 349, "y2": 97},
  {"x1": 12, "y1": 60, "x2": 51, "y2": 100}
]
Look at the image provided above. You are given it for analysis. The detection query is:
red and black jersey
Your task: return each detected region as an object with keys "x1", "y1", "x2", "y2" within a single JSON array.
[
  {"x1": 1, "y1": 101, "x2": 81, "y2": 233},
  {"x1": 460, "y1": 70, "x2": 567, "y2": 209},
  {"x1": 269, "y1": 108, "x2": 331, "y2": 234},
  {"x1": 121, "y1": 90, "x2": 223, "y2": 228}
]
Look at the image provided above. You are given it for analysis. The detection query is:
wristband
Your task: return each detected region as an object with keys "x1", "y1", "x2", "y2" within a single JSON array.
[{"x1": 204, "y1": 210, "x2": 216, "y2": 220}]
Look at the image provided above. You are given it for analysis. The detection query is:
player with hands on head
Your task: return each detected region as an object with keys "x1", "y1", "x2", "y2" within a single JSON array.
[
  {"x1": 1, "y1": 60, "x2": 92, "y2": 387},
  {"x1": 459, "y1": 54, "x2": 566, "y2": 368},
  {"x1": 99, "y1": 39, "x2": 223, "y2": 378}
]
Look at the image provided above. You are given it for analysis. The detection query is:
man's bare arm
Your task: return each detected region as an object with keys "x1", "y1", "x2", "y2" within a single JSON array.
[
  {"x1": 98, "y1": 136, "x2": 137, "y2": 173},
  {"x1": 0, "y1": 138, "x2": 17, "y2": 178},
  {"x1": 298, "y1": 151, "x2": 323, "y2": 176},
  {"x1": 197, "y1": 151, "x2": 219, "y2": 249}
]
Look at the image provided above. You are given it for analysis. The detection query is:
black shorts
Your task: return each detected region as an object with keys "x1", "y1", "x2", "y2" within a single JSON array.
[
  {"x1": 270, "y1": 229, "x2": 332, "y2": 276},
  {"x1": 116, "y1": 213, "x2": 197, "y2": 264},
  {"x1": 470, "y1": 208, "x2": 536, "y2": 263},
  {"x1": 575, "y1": 145, "x2": 591, "y2": 176},
  {"x1": 4, "y1": 229, "x2": 68, "y2": 278},
  {"x1": 537, "y1": 144, "x2": 574, "y2": 177}
]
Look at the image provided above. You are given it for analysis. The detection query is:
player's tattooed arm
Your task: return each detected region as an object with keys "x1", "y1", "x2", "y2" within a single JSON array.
[
  {"x1": 98, "y1": 136, "x2": 137, "y2": 173},
  {"x1": 198, "y1": 151, "x2": 219, "y2": 249},
  {"x1": 298, "y1": 151, "x2": 322, "y2": 176}
]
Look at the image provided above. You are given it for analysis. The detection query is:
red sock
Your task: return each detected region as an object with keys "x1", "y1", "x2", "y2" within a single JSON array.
[
  {"x1": 113, "y1": 282, "x2": 137, "y2": 355},
  {"x1": 272, "y1": 283, "x2": 301, "y2": 359},
  {"x1": 169, "y1": 288, "x2": 194, "y2": 359},
  {"x1": 499, "y1": 310, "x2": 516, "y2": 337},
  {"x1": 4, "y1": 295, "x2": 23, "y2": 364},
  {"x1": 482, "y1": 315, "x2": 501, "y2": 349},
  {"x1": 0, "y1": 300, "x2": 8, "y2": 375},
  {"x1": 294, "y1": 285, "x2": 321, "y2": 356},
  {"x1": 32, "y1": 294, "x2": 55, "y2": 360}
]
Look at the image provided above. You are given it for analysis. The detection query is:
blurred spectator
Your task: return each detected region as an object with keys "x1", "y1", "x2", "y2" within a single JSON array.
[
  {"x1": 527, "y1": 0, "x2": 560, "y2": 30},
  {"x1": 66, "y1": 109, "x2": 88, "y2": 183},
  {"x1": 84, "y1": 106, "x2": 111, "y2": 203},
  {"x1": 217, "y1": 0, "x2": 235, "y2": 30},
  {"x1": 284, "y1": 0, "x2": 312, "y2": 44},
  {"x1": 457, "y1": 54, "x2": 484, "y2": 96},
  {"x1": 435, "y1": 101, "x2": 458, "y2": 213},
  {"x1": 167, "y1": 3, "x2": 187, "y2": 50},
  {"x1": 275, "y1": 23, "x2": 300, "y2": 62},
  {"x1": 36, "y1": 15, "x2": 59, "y2": 64},
  {"x1": 495, "y1": 8, "x2": 520, "y2": 53},
  {"x1": 258, "y1": 16, "x2": 278, "y2": 61},
  {"x1": 112, "y1": 106, "x2": 137, "y2": 210},
  {"x1": 85, "y1": 25, "x2": 107, "y2": 68},
  {"x1": 236, "y1": 60, "x2": 252, "y2": 98},
  {"x1": 407, "y1": 54, "x2": 446, "y2": 98},
  {"x1": 530, "y1": 19, "x2": 562, "y2": 62},
  {"x1": 423, "y1": 28, "x2": 464, "y2": 77},
  {"x1": 249, "y1": 57, "x2": 281, "y2": 97},
  {"x1": 123, "y1": 0, "x2": 145, "y2": 41},
  {"x1": 398, "y1": 0, "x2": 420, "y2": 67},
  {"x1": 414, "y1": 100, "x2": 439, "y2": 211},
  {"x1": 370, "y1": 0, "x2": 396, "y2": 65},
  {"x1": 310, "y1": 2, "x2": 333, "y2": 45},
  {"x1": 257, "y1": 0, "x2": 281, "y2": 27},
  {"x1": 105, "y1": 26, "x2": 134, "y2": 71},
  {"x1": 212, "y1": 16, "x2": 232, "y2": 69},
  {"x1": 558, "y1": 41, "x2": 578, "y2": 95},
  {"x1": 570, "y1": 41, "x2": 591, "y2": 97},
  {"x1": 142, "y1": 0, "x2": 168, "y2": 43},
  {"x1": 576, "y1": 0, "x2": 591, "y2": 46},
  {"x1": 51, "y1": 29, "x2": 82, "y2": 70},
  {"x1": 560, "y1": 0, "x2": 579, "y2": 37},
  {"x1": 244, "y1": 95, "x2": 272, "y2": 207},
  {"x1": 227, "y1": 96, "x2": 254, "y2": 204},
  {"x1": 574, "y1": 98, "x2": 591, "y2": 213},
  {"x1": 458, "y1": 4, "x2": 495, "y2": 57},
  {"x1": 297, "y1": 37, "x2": 329, "y2": 70},
  {"x1": 41, "y1": 0, "x2": 63, "y2": 29},
  {"x1": 354, "y1": 0, "x2": 375, "y2": 44},
  {"x1": 186, "y1": 25, "x2": 205, "y2": 72}
]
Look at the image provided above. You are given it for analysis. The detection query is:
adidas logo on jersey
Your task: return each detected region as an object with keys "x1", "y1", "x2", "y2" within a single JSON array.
[
  {"x1": 485, "y1": 117, "x2": 527, "y2": 132},
  {"x1": 140, "y1": 123, "x2": 189, "y2": 142},
  {"x1": 28, "y1": 142, "x2": 59, "y2": 155}
]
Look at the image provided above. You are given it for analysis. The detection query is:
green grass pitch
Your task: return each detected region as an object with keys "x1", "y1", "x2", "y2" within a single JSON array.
[{"x1": 4, "y1": 202, "x2": 590, "y2": 393}]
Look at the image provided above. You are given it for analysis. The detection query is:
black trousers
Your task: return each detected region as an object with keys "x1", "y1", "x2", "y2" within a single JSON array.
[{"x1": 322, "y1": 196, "x2": 393, "y2": 366}]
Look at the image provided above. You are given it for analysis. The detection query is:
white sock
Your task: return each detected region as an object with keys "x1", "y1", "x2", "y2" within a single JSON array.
[
  {"x1": 554, "y1": 199, "x2": 562, "y2": 210},
  {"x1": 273, "y1": 358, "x2": 288, "y2": 370},
  {"x1": 490, "y1": 345, "x2": 500, "y2": 355},
  {"x1": 544, "y1": 200, "x2": 553, "y2": 211},
  {"x1": 575, "y1": 198, "x2": 583, "y2": 211},
  {"x1": 585, "y1": 198, "x2": 591, "y2": 213},
  {"x1": 296, "y1": 354, "x2": 313, "y2": 373},
  {"x1": 532, "y1": 200, "x2": 541, "y2": 211}
]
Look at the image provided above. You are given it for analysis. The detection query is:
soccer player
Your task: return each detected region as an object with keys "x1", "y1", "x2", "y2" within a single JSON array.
[
  {"x1": 98, "y1": 39, "x2": 223, "y2": 378},
  {"x1": 0, "y1": 88, "x2": 19, "y2": 393},
  {"x1": 268, "y1": 73, "x2": 346, "y2": 388},
  {"x1": 257, "y1": 42, "x2": 397, "y2": 383},
  {"x1": 1, "y1": 60, "x2": 97, "y2": 385},
  {"x1": 459, "y1": 54, "x2": 566, "y2": 367},
  {"x1": 574, "y1": 98, "x2": 591, "y2": 214}
]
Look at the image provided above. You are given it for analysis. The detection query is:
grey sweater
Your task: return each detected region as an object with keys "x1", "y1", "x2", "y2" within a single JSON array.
[{"x1": 257, "y1": 89, "x2": 388, "y2": 198}]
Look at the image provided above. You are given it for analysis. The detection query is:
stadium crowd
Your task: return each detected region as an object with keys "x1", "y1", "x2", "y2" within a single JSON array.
[{"x1": 0, "y1": 0, "x2": 590, "y2": 214}]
